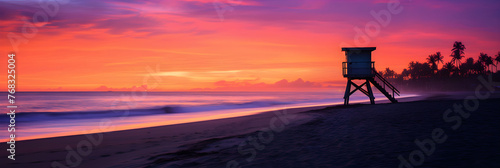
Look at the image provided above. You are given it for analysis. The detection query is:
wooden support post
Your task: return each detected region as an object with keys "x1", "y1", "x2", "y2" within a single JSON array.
[
  {"x1": 366, "y1": 79, "x2": 375, "y2": 104},
  {"x1": 344, "y1": 78, "x2": 377, "y2": 105},
  {"x1": 343, "y1": 78, "x2": 351, "y2": 105}
]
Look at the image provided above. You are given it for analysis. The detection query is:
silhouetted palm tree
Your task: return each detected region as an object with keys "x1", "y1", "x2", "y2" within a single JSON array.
[
  {"x1": 479, "y1": 53, "x2": 493, "y2": 72},
  {"x1": 443, "y1": 62, "x2": 455, "y2": 71},
  {"x1": 460, "y1": 57, "x2": 474, "y2": 75},
  {"x1": 408, "y1": 61, "x2": 416, "y2": 72},
  {"x1": 495, "y1": 51, "x2": 500, "y2": 72},
  {"x1": 486, "y1": 56, "x2": 494, "y2": 73},
  {"x1": 450, "y1": 41, "x2": 465, "y2": 69},
  {"x1": 384, "y1": 67, "x2": 395, "y2": 79},
  {"x1": 473, "y1": 60, "x2": 485, "y2": 74},
  {"x1": 441, "y1": 62, "x2": 455, "y2": 76},
  {"x1": 426, "y1": 54, "x2": 438, "y2": 73},
  {"x1": 435, "y1": 52, "x2": 444, "y2": 66},
  {"x1": 401, "y1": 68, "x2": 410, "y2": 79},
  {"x1": 408, "y1": 61, "x2": 432, "y2": 79},
  {"x1": 428, "y1": 52, "x2": 444, "y2": 73}
]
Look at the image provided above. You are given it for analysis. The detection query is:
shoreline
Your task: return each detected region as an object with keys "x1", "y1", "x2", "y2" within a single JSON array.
[{"x1": 3, "y1": 93, "x2": 421, "y2": 142}]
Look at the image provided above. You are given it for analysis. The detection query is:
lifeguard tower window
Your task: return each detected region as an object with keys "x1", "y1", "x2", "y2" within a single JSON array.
[{"x1": 342, "y1": 47, "x2": 376, "y2": 78}]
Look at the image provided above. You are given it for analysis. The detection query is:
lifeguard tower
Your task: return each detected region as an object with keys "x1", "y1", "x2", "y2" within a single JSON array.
[{"x1": 341, "y1": 47, "x2": 400, "y2": 105}]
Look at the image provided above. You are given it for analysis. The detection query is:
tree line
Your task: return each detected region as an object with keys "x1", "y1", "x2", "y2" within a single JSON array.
[
  {"x1": 378, "y1": 41, "x2": 500, "y2": 91},
  {"x1": 380, "y1": 41, "x2": 500, "y2": 79}
]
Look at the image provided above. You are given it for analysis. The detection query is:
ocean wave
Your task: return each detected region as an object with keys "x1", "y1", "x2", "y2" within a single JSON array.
[{"x1": 0, "y1": 100, "x2": 292, "y2": 123}]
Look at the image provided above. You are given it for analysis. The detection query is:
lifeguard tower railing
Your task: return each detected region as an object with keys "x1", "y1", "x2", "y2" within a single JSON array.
[
  {"x1": 342, "y1": 61, "x2": 400, "y2": 98},
  {"x1": 372, "y1": 68, "x2": 400, "y2": 98},
  {"x1": 342, "y1": 61, "x2": 375, "y2": 78}
]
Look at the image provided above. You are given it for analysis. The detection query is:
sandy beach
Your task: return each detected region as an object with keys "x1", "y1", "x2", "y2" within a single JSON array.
[{"x1": 2, "y1": 92, "x2": 499, "y2": 168}]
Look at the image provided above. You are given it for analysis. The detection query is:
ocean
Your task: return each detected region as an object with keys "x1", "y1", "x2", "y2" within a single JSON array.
[{"x1": 1, "y1": 91, "x2": 416, "y2": 141}]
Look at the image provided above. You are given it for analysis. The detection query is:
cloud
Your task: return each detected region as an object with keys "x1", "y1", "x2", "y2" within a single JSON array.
[
  {"x1": 0, "y1": 0, "x2": 198, "y2": 37},
  {"x1": 95, "y1": 85, "x2": 148, "y2": 91},
  {"x1": 193, "y1": 78, "x2": 336, "y2": 91},
  {"x1": 3, "y1": 0, "x2": 499, "y2": 41},
  {"x1": 273, "y1": 78, "x2": 322, "y2": 88}
]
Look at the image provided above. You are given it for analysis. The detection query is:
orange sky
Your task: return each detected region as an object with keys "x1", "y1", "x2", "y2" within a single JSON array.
[{"x1": 1, "y1": 0, "x2": 499, "y2": 91}]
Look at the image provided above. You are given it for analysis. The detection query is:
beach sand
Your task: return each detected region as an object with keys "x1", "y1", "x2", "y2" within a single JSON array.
[{"x1": 2, "y1": 93, "x2": 499, "y2": 168}]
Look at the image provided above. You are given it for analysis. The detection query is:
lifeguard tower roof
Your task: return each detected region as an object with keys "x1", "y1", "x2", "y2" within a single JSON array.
[{"x1": 341, "y1": 47, "x2": 376, "y2": 51}]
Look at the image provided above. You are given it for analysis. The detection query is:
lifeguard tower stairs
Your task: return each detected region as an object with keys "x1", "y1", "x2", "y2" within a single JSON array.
[{"x1": 341, "y1": 47, "x2": 400, "y2": 105}]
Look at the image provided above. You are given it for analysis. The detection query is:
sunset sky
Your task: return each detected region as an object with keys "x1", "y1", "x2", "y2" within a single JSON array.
[{"x1": 1, "y1": 0, "x2": 499, "y2": 91}]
